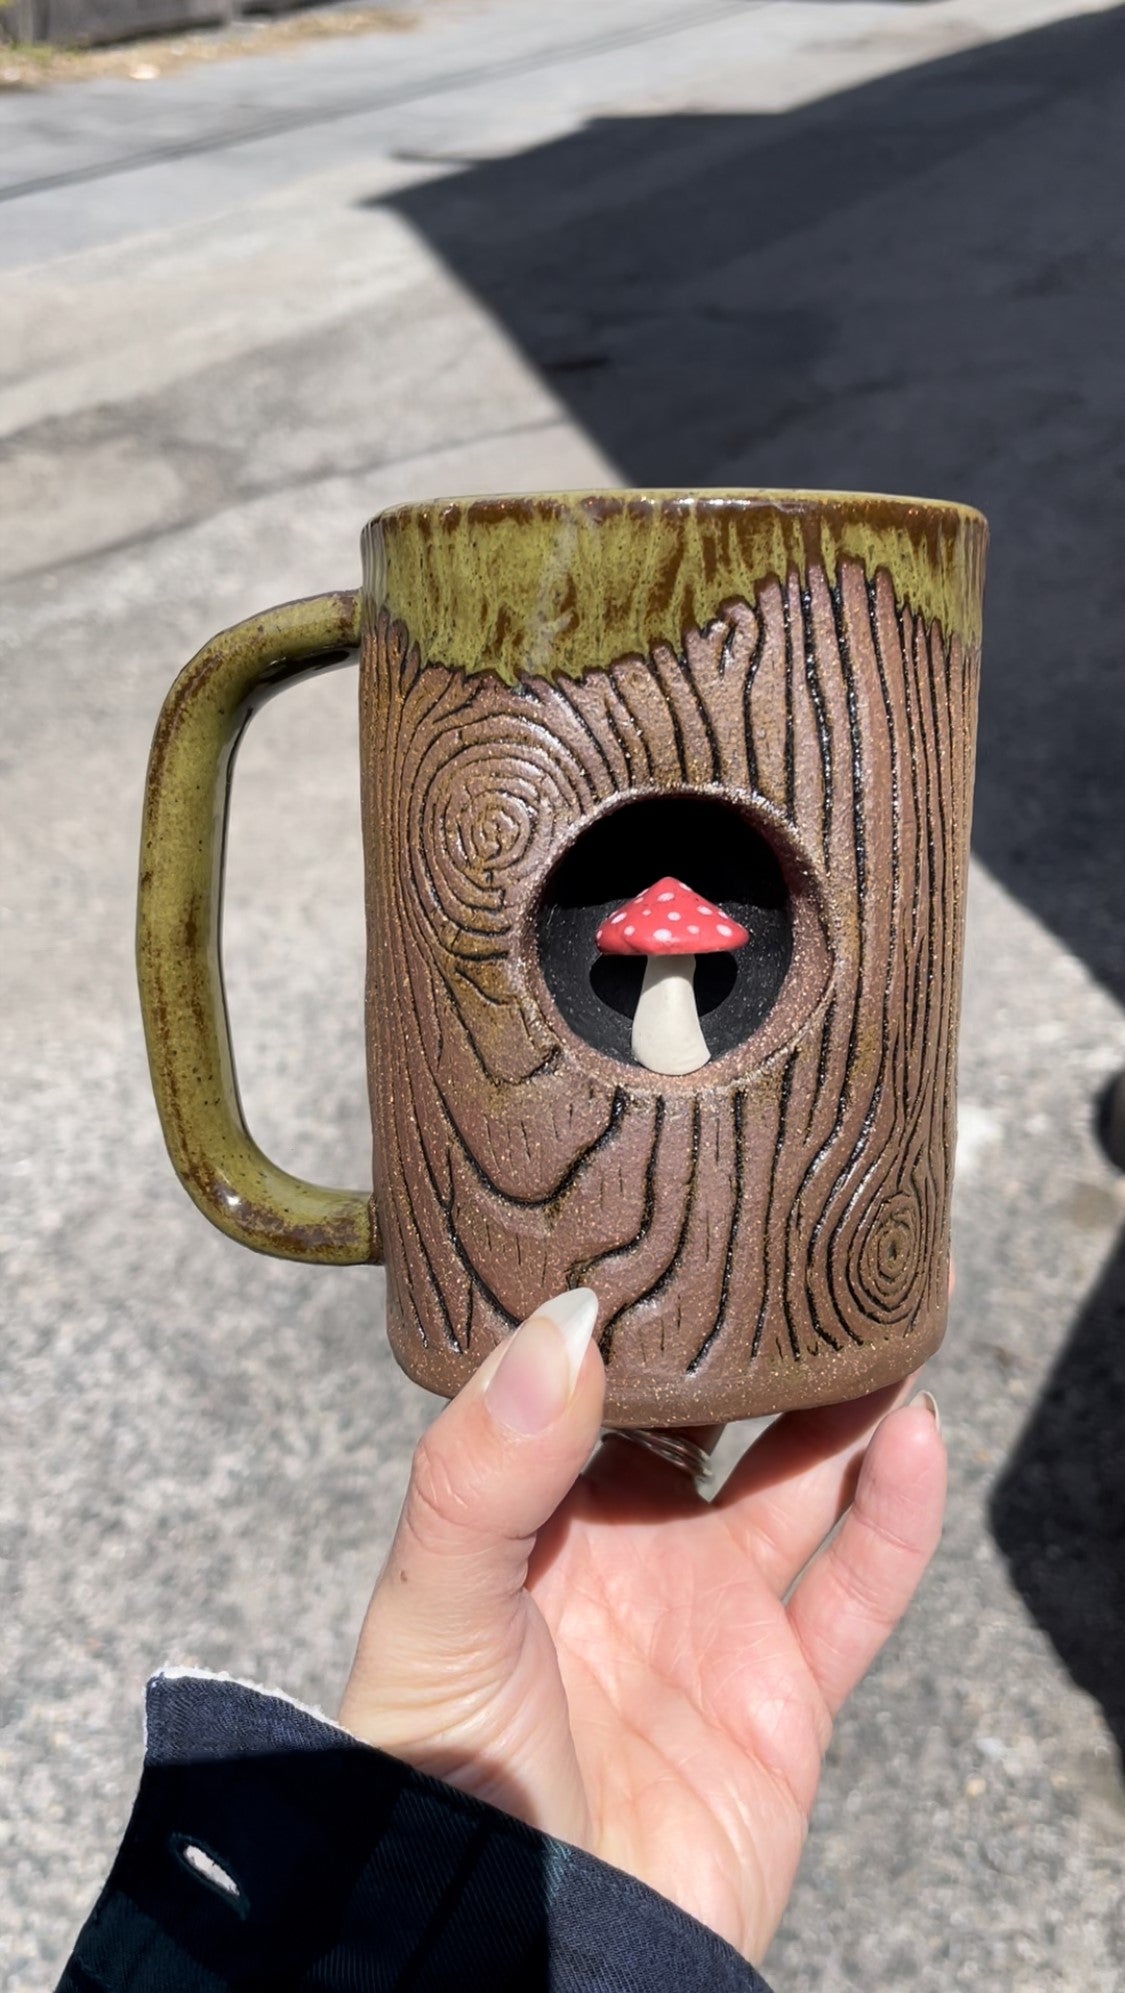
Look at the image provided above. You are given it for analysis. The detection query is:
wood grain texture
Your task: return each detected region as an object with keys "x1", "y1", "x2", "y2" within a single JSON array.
[{"x1": 361, "y1": 558, "x2": 979, "y2": 1425}]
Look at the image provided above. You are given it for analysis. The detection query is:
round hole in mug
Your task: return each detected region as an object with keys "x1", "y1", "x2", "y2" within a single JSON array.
[{"x1": 535, "y1": 793, "x2": 795, "y2": 1066}]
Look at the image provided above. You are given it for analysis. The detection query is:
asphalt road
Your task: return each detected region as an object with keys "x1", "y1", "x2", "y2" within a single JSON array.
[{"x1": 2, "y1": 1, "x2": 1124, "y2": 1985}]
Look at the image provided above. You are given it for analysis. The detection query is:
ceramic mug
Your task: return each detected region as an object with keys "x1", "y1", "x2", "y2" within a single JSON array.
[{"x1": 138, "y1": 489, "x2": 986, "y2": 1427}]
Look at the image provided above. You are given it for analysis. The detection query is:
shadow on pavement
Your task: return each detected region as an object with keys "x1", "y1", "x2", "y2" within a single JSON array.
[
  {"x1": 990, "y1": 1228, "x2": 1125, "y2": 1763},
  {"x1": 374, "y1": 4, "x2": 1125, "y2": 1743},
  {"x1": 381, "y1": 4, "x2": 1125, "y2": 1009}
]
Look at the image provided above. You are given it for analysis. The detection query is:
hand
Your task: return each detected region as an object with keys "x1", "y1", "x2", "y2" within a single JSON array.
[{"x1": 340, "y1": 1289, "x2": 946, "y2": 1964}]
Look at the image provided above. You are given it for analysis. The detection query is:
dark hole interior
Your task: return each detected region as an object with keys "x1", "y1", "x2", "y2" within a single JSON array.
[{"x1": 537, "y1": 795, "x2": 793, "y2": 1065}]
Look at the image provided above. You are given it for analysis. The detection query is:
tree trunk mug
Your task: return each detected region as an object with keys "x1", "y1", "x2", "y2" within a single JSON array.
[{"x1": 138, "y1": 490, "x2": 986, "y2": 1428}]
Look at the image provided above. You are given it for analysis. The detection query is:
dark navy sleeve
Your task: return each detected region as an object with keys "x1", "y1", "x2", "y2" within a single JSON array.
[{"x1": 58, "y1": 1672, "x2": 774, "y2": 1992}]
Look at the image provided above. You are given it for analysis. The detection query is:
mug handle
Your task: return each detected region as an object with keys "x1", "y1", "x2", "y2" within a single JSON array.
[{"x1": 137, "y1": 590, "x2": 381, "y2": 1265}]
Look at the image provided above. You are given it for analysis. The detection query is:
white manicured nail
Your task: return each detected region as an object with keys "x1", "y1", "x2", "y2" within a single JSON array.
[
  {"x1": 534, "y1": 1288, "x2": 600, "y2": 1394},
  {"x1": 484, "y1": 1288, "x2": 599, "y2": 1436},
  {"x1": 912, "y1": 1389, "x2": 942, "y2": 1435}
]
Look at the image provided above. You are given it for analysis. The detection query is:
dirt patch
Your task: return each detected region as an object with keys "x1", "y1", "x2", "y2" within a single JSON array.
[{"x1": 0, "y1": 5, "x2": 421, "y2": 89}]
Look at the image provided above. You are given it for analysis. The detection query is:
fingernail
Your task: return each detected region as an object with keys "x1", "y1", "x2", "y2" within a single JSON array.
[
  {"x1": 912, "y1": 1389, "x2": 942, "y2": 1435},
  {"x1": 485, "y1": 1289, "x2": 599, "y2": 1437}
]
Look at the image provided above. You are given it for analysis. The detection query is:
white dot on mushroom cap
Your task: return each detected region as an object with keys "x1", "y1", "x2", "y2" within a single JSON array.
[
  {"x1": 653, "y1": 928, "x2": 673, "y2": 942},
  {"x1": 716, "y1": 923, "x2": 733, "y2": 937},
  {"x1": 687, "y1": 924, "x2": 699, "y2": 935},
  {"x1": 611, "y1": 912, "x2": 625, "y2": 923},
  {"x1": 696, "y1": 905, "x2": 710, "y2": 915},
  {"x1": 657, "y1": 891, "x2": 674, "y2": 902},
  {"x1": 668, "y1": 911, "x2": 681, "y2": 920},
  {"x1": 623, "y1": 925, "x2": 635, "y2": 937}
]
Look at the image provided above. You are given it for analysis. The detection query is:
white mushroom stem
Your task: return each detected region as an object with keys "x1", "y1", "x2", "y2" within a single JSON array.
[{"x1": 631, "y1": 954, "x2": 710, "y2": 1075}]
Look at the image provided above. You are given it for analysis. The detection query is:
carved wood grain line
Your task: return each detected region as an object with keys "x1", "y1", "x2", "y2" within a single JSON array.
[
  {"x1": 736, "y1": 599, "x2": 763, "y2": 794},
  {"x1": 832, "y1": 581, "x2": 919, "y2": 1333},
  {"x1": 816, "y1": 579, "x2": 902, "y2": 1338},
  {"x1": 682, "y1": 622, "x2": 726, "y2": 780},
  {"x1": 789, "y1": 572, "x2": 872, "y2": 1352},
  {"x1": 689, "y1": 1086, "x2": 745, "y2": 1372},
  {"x1": 605, "y1": 1099, "x2": 706, "y2": 1369},
  {"x1": 782, "y1": 575, "x2": 798, "y2": 823},
  {"x1": 366, "y1": 632, "x2": 455, "y2": 1350},
  {"x1": 574, "y1": 1097, "x2": 664, "y2": 1310}
]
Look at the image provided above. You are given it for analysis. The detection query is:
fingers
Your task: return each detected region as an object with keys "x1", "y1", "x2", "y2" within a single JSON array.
[
  {"x1": 714, "y1": 1379, "x2": 916, "y2": 1593},
  {"x1": 785, "y1": 1396, "x2": 946, "y2": 1716},
  {"x1": 340, "y1": 1288, "x2": 605, "y2": 1727}
]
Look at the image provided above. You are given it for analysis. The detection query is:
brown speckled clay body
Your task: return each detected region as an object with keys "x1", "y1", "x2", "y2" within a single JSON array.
[{"x1": 138, "y1": 490, "x2": 986, "y2": 1427}]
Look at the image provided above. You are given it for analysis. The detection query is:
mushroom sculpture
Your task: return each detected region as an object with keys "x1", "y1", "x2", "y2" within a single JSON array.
[{"x1": 595, "y1": 877, "x2": 750, "y2": 1075}]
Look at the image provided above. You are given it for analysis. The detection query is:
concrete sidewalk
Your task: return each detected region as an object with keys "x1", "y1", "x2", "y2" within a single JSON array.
[{"x1": 2, "y1": 1, "x2": 1123, "y2": 1985}]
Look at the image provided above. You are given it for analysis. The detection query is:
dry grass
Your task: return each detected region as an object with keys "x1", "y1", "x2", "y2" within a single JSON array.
[{"x1": 0, "y1": 5, "x2": 418, "y2": 89}]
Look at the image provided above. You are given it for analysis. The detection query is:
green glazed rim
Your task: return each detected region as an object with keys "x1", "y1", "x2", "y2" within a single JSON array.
[{"x1": 364, "y1": 487, "x2": 988, "y2": 684}]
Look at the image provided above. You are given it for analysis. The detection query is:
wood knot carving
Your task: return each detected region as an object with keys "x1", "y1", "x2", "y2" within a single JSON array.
[{"x1": 849, "y1": 1189, "x2": 926, "y2": 1326}]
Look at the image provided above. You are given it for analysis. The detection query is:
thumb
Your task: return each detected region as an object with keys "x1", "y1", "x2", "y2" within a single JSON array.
[{"x1": 339, "y1": 1289, "x2": 604, "y2": 1763}]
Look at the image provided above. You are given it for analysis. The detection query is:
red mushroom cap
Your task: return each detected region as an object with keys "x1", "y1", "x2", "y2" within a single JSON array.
[{"x1": 595, "y1": 878, "x2": 750, "y2": 957}]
